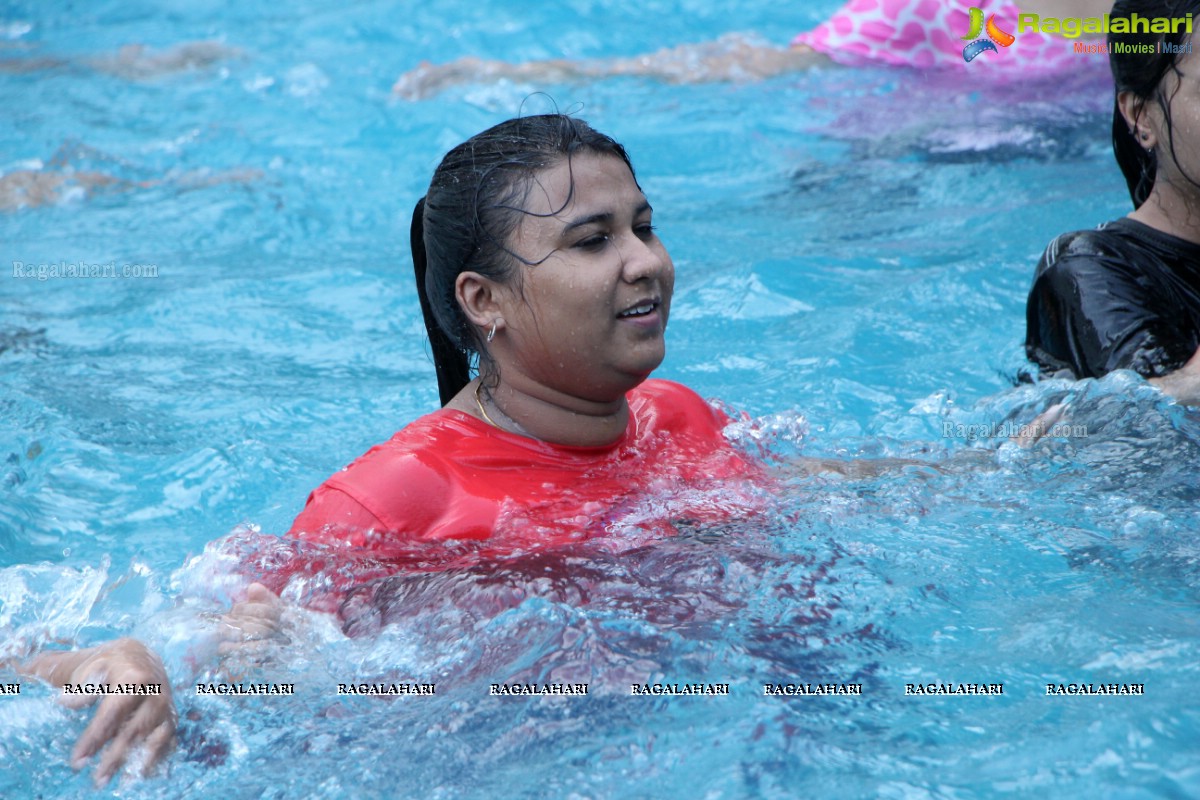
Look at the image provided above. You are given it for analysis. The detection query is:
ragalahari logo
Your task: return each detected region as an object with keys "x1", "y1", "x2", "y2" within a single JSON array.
[{"x1": 961, "y1": 7, "x2": 1015, "y2": 62}]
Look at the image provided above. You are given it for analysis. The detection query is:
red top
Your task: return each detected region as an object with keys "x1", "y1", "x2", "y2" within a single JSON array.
[{"x1": 288, "y1": 379, "x2": 764, "y2": 553}]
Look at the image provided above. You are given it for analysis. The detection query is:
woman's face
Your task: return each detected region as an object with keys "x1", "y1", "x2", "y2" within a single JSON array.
[
  {"x1": 1152, "y1": 46, "x2": 1200, "y2": 198},
  {"x1": 494, "y1": 152, "x2": 675, "y2": 403}
]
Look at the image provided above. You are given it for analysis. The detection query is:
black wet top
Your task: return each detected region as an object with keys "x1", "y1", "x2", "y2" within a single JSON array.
[{"x1": 1025, "y1": 218, "x2": 1200, "y2": 379}]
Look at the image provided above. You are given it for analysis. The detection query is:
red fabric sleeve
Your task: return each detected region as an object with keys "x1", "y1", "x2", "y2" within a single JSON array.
[{"x1": 287, "y1": 484, "x2": 386, "y2": 546}]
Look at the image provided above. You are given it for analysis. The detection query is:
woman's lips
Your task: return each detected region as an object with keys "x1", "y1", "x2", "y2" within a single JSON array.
[
  {"x1": 617, "y1": 299, "x2": 665, "y2": 329},
  {"x1": 617, "y1": 298, "x2": 660, "y2": 318}
]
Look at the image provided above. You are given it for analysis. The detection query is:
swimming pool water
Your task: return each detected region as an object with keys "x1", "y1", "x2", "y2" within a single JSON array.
[{"x1": 2, "y1": 0, "x2": 1198, "y2": 797}]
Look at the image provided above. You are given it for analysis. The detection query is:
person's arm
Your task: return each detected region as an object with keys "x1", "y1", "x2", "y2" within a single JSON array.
[
  {"x1": 17, "y1": 639, "x2": 176, "y2": 787},
  {"x1": 1014, "y1": 348, "x2": 1200, "y2": 448},
  {"x1": 392, "y1": 34, "x2": 823, "y2": 100},
  {"x1": 88, "y1": 41, "x2": 243, "y2": 80},
  {"x1": 782, "y1": 455, "x2": 945, "y2": 478}
]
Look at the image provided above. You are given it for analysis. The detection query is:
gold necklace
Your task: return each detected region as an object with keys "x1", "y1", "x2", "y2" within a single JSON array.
[
  {"x1": 475, "y1": 383, "x2": 532, "y2": 438},
  {"x1": 474, "y1": 382, "x2": 502, "y2": 429}
]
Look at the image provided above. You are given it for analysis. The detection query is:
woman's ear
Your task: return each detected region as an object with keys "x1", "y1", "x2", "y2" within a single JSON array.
[
  {"x1": 455, "y1": 271, "x2": 505, "y2": 331},
  {"x1": 1118, "y1": 90, "x2": 1158, "y2": 150}
]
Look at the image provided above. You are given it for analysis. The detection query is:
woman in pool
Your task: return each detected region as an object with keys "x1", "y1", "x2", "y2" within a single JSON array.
[
  {"x1": 392, "y1": 0, "x2": 1111, "y2": 99},
  {"x1": 19, "y1": 112, "x2": 834, "y2": 785},
  {"x1": 284, "y1": 114, "x2": 763, "y2": 553},
  {"x1": 1025, "y1": 0, "x2": 1200, "y2": 404}
]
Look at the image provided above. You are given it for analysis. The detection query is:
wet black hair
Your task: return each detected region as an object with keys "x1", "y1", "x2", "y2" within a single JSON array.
[
  {"x1": 411, "y1": 114, "x2": 636, "y2": 406},
  {"x1": 1109, "y1": 0, "x2": 1200, "y2": 207}
]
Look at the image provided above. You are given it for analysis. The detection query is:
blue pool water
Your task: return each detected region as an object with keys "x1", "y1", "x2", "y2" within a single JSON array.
[{"x1": 2, "y1": 0, "x2": 1198, "y2": 797}]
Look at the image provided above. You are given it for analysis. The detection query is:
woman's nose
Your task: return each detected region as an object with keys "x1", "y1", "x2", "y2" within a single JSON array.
[{"x1": 620, "y1": 232, "x2": 668, "y2": 283}]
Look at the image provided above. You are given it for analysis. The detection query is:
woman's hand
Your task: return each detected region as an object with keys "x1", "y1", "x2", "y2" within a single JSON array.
[
  {"x1": 1150, "y1": 345, "x2": 1200, "y2": 406},
  {"x1": 1011, "y1": 402, "x2": 1068, "y2": 448},
  {"x1": 217, "y1": 582, "x2": 285, "y2": 655},
  {"x1": 1017, "y1": 346, "x2": 1200, "y2": 447},
  {"x1": 25, "y1": 638, "x2": 176, "y2": 786}
]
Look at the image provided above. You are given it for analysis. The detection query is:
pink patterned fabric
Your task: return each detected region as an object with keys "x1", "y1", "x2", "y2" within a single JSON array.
[{"x1": 793, "y1": 0, "x2": 1088, "y2": 71}]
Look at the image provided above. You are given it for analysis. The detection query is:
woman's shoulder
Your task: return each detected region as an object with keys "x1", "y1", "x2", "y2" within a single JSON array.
[
  {"x1": 630, "y1": 379, "x2": 730, "y2": 433},
  {"x1": 299, "y1": 410, "x2": 487, "y2": 539},
  {"x1": 628, "y1": 380, "x2": 764, "y2": 482},
  {"x1": 1036, "y1": 217, "x2": 1200, "y2": 308},
  {"x1": 631, "y1": 378, "x2": 709, "y2": 410},
  {"x1": 1036, "y1": 219, "x2": 1158, "y2": 282},
  {"x1": 325, "y1": 410, "x2": 479, "y2": 493},
  {"x1": 1045, "y1": 218, "x2": 1130, "y2": 251}
]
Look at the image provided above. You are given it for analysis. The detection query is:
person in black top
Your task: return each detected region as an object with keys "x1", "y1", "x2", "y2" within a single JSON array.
[
  {"x1": 1027, "y1": 219, "x2": 1200, "y2": 378},
  {"x1": 1026, "y1": 0, "x2": 1200, "y2": 403}
]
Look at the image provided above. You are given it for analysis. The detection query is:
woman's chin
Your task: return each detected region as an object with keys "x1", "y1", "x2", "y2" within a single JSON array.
[{"x1": 622, "y1": 356, "x2": 666, "y2": 388}]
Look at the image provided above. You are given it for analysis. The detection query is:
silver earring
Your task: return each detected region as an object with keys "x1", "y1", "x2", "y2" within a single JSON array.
[{"x1": 486, "y1": 321, "x2": 497, "y2": 343}]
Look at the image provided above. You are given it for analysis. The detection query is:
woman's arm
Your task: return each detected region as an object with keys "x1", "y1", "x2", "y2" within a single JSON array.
[
  {"x1": 1014, "y1": 345, "x2": 1200, "y2": 450},
  {"x1": 392, "y1": 34, "x2": 823, "y2": 100},
  {"x1": 784, "y1": 455, "x2": 946, "y2": 479}
]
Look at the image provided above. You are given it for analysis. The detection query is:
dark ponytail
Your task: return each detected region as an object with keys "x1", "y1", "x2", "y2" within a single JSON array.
[
  {"x1": 1108, "y1": 0, "x2": 1200, "y2": 207},
  {"x1": 413, "y1": 114, "x2": 635, "y2": 407},
  {"x1": 411, "y1": 196, "x2": 470, "y2": 406}
]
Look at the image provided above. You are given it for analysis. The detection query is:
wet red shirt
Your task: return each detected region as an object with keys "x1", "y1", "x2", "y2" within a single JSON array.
[{"x1": 288, "y1": 379, "x2": 764, "y2": 552}]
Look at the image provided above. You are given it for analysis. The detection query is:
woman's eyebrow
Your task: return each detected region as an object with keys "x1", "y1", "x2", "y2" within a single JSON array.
[
  {"x1": 561, "y1": 201, "x2": 653, "y2": 233},
  {"x1": 562, "y1": 212, "x2": 612, "y2": 233}
]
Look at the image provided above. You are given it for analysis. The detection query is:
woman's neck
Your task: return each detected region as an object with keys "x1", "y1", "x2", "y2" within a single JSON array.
[
  {"x1": 449, "y1": 377, "x2": 632, "y2": 448},
  {"x1": 1129, "y1": 182, "x2": 1200, "y2": 246}
]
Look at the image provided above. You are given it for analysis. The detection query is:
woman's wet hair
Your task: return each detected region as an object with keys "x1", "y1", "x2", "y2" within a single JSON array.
[
  {"x1": 411, "y1": 114, "x2": 635, "y2": 405},
  {"x1": 1109, "y1": 0, "x2": 1200, "y2": 207}
]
